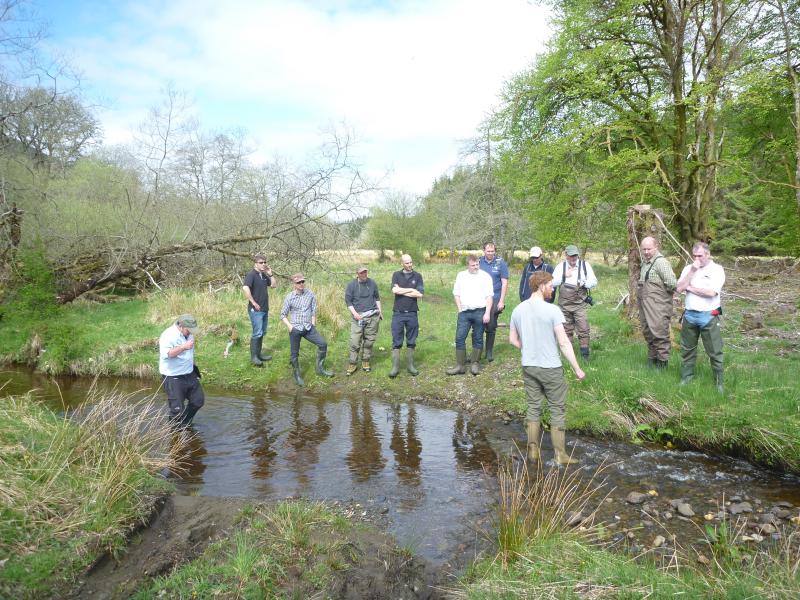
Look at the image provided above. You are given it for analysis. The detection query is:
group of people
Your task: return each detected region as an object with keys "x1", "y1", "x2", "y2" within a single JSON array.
[{"x1": 158, "y1": 240, "x2": 726, "y2": 469}]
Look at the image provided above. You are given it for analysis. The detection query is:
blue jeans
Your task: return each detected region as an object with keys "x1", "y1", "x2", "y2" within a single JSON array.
[
  {"x1": 455, "y1": 308, "x2": 485, "y2": 350},
  {"x1": 248, "y1": 308, "x2": 268, "y2": 339}
]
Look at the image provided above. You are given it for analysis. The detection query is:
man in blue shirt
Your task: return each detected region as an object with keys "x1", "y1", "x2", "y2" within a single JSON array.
[
  {"x1": 159, "y1": 314, "x2": 204, "y2": 427},
  {"x1": 478, "y1": 242, "x2": 509, "y2": 363}
]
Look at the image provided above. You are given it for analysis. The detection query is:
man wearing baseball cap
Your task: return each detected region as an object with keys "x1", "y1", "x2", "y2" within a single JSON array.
[
  {"x1": 158, "y1": 314, "x2": 205, "y2": 427},
  {"x1": 345, "y1": 266, "x2": 383, "y2": 375},
  {"x1": 551, "y1": 245, "x2": 598, "y2": 360},
  {"x1": 519, "y1": 246, "x2": 554, "y2": 303}
]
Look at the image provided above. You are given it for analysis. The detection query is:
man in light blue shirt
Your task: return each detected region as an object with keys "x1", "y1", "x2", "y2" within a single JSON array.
[
  {"x1": 159, "y1": 314, "x2": 204, "y2": 427},
  {"x1": 510, "y1": 271, "x2": 585, "y2": 465}
]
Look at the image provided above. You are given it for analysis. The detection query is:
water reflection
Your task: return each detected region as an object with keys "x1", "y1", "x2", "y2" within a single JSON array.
[
  {"x1": 247, "y1": 395, "x2": 278, "y2": 482},
  {"x1": 286, "y1": 392, "x2": 331, "y2": 493},
  {"x1": 390, "y1": 403, "x2": 422, "y2": 486},
  {"x1": 452, "y1": 412, "x2": 493, "y2": 472},
  {"x1": 345, "y1": 397, "x2": 387, "y2": 482}
]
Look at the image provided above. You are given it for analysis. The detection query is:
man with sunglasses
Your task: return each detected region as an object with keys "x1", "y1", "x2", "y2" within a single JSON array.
[
  {"x1": 676, "y1": 242, "x2": 726, "y2": 393},
  {"x1": 242, "y1": 254, "x2": 276, "y2": 367},
  {"x1": 280, "y1": 273, "x2": 334, "y2": 386}
]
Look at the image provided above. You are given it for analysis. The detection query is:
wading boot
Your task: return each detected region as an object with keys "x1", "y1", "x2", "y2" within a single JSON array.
[
  {"x1": 256, "y1": 337, "x2": 272, "y2": 362},
  {"x1": 580, "y1": 347, "x2": 590, "y2": 361},
  {"x1": 484, "y1": 331, "x2": 496, "y2": 362},
  {"x1": 406, "y1": 348, "x2": 419, "y2": 376},
  {"x1": 388, "y1": 349, "x2": 401, "y2": 378},
  {"x1": 250, "y1": 338, "x2": 263, "y2": 367},
  {"x1": 346, "y1": 363, "x2": 359, "y2": 376},
  {"x1": 552, "y1": 428, "x2": 578, "y2": 465},
  {"x1": 362, "y1": 360, "x2": 371, "y2": 373},
  {"x1": 446, "y1": 348, "x2": 467, "y2": 375},
  {"x1": 655, "y1": 359, "x2": 668, "y2": 370},
  {"x1": 316, "y1": 350, "x2": 334, "y2": 377},
  {"x1": 470, "y1": 348, "x2": 481, "y2": 376},
  {"x1": 290, "y1": 358, "x2": 304, "y2": 387},
  {"x1": 526, "y1": 421, "x2": 541, "y2": 463},
  {"x1": 179, "y1": 404, "x2": 200, "y2": 428}
]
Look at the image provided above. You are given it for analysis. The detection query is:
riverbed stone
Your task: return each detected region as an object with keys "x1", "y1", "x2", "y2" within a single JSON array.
[
  {"x1": 759, "y1": 513, "x2": 779, "y2": 525},
  {"x1": 772, "y1": 508, "x2": 792, "y2": 520},
  {"x1": 774, "y1": 501, "x2": 794, "y2": 508},
  {"x1": 652, "y1": 535, "x2": 665, "y2": 548},
  {"x1": 758, "y1": 523, "x2": 778, "y2": 535},
  {"x1": 663, "y1": 511, "x2": 673, "y2": 520},
  {"x1": 677, "y1": 503, "x2": 695, "y2": 517},
  {"x1": 729, "y1": 502, "x2": 753, "y2": 515},
  {"x1": 565, "y1": 511, "x2": 584, "y2": 527},
  {"x1": 741, "y1": 312, "x2": 764, "y2": 330},
  {"x1": 626, "y1": 492, "x2": 648, "y2": 504}
]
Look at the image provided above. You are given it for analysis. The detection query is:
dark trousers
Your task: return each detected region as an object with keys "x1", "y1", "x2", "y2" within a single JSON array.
[
  {"x1": 163, "y1": 372, "x2": 205, "y2": 419},
  {"x1": 391, "y1": 312, "x2": 419, "y2": 349},
  {"x1": 485, "y1": 299, "x2": 503, "y2": 334},
  {"x1": 455, "y1": 308, "x2": 485, "y2": 350},
  {"x1": 289, "y1": 325, "x2": 327, "y2": 360}
]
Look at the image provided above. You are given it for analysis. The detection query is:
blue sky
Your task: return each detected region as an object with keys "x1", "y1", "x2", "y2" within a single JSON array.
[{"x1": 30, "y1": 0, "x2": 551, "y2": 196}]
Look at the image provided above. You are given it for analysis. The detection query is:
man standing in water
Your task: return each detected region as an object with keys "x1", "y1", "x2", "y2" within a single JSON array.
[
  {"x1": 677, "y1": 241, "x2": 726, "y2": 393},
  {"x1": 389, "y1": 254, "x2": 424, "y2": 378},
  {"x1": 638, "y1": 237, "x2": 676, "y2": 368},
  {"x1": 509, "y1": 271, "x2": 585, "y2": 465},
  {"x1": 159, "y1": 314, "x2": 205, "y2": 428},
  {"x1": 242, "y1": 253, "x2": 277, "y2": 367}
]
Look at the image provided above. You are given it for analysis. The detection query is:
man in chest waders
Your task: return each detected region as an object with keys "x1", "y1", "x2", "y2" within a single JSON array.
[
  {"x1": 552, "y1": 245, "x2": 598, "y2": 361},
  {"x1": 638, "y1": 237, "x2": 677, "y2": 368}
]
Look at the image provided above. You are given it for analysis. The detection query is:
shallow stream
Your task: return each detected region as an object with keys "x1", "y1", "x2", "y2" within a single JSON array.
[{"x1": 4, "y1": 366, "x2": 799, "y2": 566}]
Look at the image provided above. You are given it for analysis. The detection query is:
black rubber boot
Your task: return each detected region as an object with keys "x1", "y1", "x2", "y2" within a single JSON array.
[
  {"x1": 179, "y1": 404, "x2": 200, "y2": 427},
  {"x1": 256, "y1": 337, "x2": 272, "y2": 362},
  {"x1": 291, "y1": 358, "x2": 304, "y2": 386},
  {"x1": 484, "y1": 331, "x2": 495, "y2": 362},
  {"x1": 250, "y1": 338, "x2": 263, "y2": 367},
  {"x1": 580, "y1": 346, "x2": 590, "y2": 361},
  {"x1": 316, "y1": 350, "x2": 334, "y2": 377}
]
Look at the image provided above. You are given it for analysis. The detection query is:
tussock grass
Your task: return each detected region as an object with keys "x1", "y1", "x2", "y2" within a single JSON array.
[{"x1": 0, "y1": 387, "x2": 179, "y2": 598}]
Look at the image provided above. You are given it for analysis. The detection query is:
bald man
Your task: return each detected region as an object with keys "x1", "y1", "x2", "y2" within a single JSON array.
[{"x1": 638, "y1": 237, "x2": 677, "y2": 368}]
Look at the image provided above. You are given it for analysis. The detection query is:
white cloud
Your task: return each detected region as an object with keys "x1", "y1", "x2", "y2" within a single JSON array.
[{"x1": 55, "y1": 0, "x2": 551, "y2": 195}]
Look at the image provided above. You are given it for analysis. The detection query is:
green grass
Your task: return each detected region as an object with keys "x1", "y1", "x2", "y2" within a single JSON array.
[
  {"x1": 0, "y1": 390, "x2": 176, "y2": 599},
  {"x1": 1, "y1": 259, "x2": 799, "y2": 471},
  {"x1": 133, "y1": 500, "x2": 358, "y2": 600}
]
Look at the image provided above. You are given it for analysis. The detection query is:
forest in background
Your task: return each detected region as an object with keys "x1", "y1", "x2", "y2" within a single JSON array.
[{"x1": 2, "y1": 0, "x2": 800, "y2": 306}]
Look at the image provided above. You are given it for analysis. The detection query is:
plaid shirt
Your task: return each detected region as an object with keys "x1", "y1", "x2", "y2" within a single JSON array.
[
  {"x1": 280, "y1": 288, "x2": 317, "y2": 330},
  {"x1": 640, "y1": 253, "x2": 677, "y2": 290}
]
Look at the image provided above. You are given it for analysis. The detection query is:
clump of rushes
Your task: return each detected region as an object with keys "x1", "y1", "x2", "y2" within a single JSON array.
[
  {"x1": 493, "y1": 455, "x2": 609, "y2": 566},
  {"x1": 0, "y1": 387, "x2": 180, "y2": 598}
]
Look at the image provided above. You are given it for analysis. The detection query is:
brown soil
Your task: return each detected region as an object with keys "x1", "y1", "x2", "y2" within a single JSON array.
[{"x1": 68, "y1": 495, "x2": 445, "y2": 600}]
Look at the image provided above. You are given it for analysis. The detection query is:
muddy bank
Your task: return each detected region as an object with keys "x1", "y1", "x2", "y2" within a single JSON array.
[{"x1": 69, "y1": 494, "x2": 445, "y2": 600}]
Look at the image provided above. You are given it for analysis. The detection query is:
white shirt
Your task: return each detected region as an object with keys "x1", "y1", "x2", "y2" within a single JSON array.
[
  {"x1": 452, "y1": 269, "x2": 494, "y2": 311},
  {"x1": 552, "y1": 259, "x2": 598, "y2": 289},
  {"x1": 159, "y1": 324, "x2": 194, "y2": 376},
  {"x1": 679, "y1": 260, "x2": 725, "y2": 311}
]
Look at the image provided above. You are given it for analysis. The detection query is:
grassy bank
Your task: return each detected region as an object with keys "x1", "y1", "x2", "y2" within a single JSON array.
[
  {"x1": 0, "y1": 389, "x2": 176, "y2": 599},
  {"x1": 1, "y1": 259, "x2": 799, "y2": 471},
  {"x1": 458, "y1": 461, "x2": 800, "y2": 599}
]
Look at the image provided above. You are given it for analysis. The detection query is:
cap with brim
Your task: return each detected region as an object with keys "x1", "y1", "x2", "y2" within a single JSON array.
[
  {"x1": 529, "y1": 246, "x2": 543, "y2": 258},
  {"x1": 565, "y1": 244, "x2": 580, "y2": 256},
  {"x1": 291, "y1": 273, "x2": 305, "y2": 283},
  {"x1": 357, "y1": 266, "x2": 368, "y2": 273},
  {"x1": 176, "y1": 314, "x2": 198, "y2": 334}
]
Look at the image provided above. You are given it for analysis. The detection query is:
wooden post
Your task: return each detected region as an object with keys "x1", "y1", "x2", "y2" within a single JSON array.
[{"x1": 625, "y1": 205, "x2": 663, "y2": 321}]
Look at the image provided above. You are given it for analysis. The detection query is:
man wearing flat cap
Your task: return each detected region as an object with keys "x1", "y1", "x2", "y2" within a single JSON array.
[
  {"x1": 519, "y1": 246, "x2": 554, "y2": 303},
  {"x1": 159, "y1": 314, "x2": 205, "y2": 427},
  {"x1": 552, "y1": 245, "x2": 598, "y2": 360},
  {"x1": 280, "y1": 273, "x2": 334, "y2": 386},
  {"x1": 345, "y1": 266, "x2": 383, "y2": 375}
]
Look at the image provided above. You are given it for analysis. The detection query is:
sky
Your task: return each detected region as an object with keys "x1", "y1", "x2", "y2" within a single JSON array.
[{"x1": 32, "y1": 0, "x2": 552, "y2": 197}]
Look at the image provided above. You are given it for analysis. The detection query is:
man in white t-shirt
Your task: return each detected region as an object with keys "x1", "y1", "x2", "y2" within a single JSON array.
[
  {"x1": 446, "y1": 255, "x2": 494, "y2": 376},
  {"x1": 676, "y1": 241, "x2": 726, "y2": 393},
  {"x1": 510, "y1": 271, "x2": 585, "y2": 465}
]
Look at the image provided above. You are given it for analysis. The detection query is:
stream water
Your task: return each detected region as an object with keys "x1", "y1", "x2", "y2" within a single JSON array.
[{"x1": 4, "y1": 366, "x2": 799, "y2": 566}]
